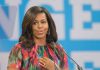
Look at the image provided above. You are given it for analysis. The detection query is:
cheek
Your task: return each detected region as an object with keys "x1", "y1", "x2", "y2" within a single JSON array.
[
  {"x1": 32, "y1": 26, "x2": 36, "y2": 34},
  {"x1": 32, "y1": 25, "x2": 37, "y2": 30},
  {"x1": 45, "y1": 25, "x2": 49, "y2": 32},
  {"x1": 46, "y1": 23, "x2": 49, "y2": 29}
]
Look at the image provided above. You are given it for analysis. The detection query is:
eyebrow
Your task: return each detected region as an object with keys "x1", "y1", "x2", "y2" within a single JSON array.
[{"x1": 34, "y1": 19, "x2": 47, "y2": 21}]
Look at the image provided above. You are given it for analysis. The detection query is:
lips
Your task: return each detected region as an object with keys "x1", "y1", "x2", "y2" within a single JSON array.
[
  {"x1": 34, "y1": 29, "x2": 47, "y2": 35},
  {"x1": 37, "y1": 30, "x2": 44, "y2": 34},
  {"x1": 38, "y1": 31, "x2": 43, "y2": 34}
]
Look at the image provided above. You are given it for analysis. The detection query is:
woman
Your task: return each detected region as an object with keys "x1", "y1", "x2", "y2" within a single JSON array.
[{"x1": 7, "y1": 6, "x2": 68, "y2": 70}]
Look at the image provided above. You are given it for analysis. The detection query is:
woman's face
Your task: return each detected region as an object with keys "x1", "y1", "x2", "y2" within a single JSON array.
[{"x1": 32, "y1": 13, "x2": 49, "y2": 39}]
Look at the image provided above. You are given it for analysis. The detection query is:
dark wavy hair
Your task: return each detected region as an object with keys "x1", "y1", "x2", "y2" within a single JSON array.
[{"x1": 19, "y1": 6, "x2": 58, "y2": 48}]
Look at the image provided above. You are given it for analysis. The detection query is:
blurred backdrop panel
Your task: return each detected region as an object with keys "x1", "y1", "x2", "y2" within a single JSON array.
[{"x1": 0, "y1": 0, "x2": 100, "y2": 70}]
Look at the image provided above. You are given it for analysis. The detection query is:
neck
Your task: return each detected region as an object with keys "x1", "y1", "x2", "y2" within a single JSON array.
[{"x1": 34, "y1": 37, "x2": 46, "y2": 46}]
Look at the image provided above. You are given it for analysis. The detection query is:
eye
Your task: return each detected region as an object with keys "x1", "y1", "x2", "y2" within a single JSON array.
[
  {"x1": 33, "y1": 21, "x2": 38, "y2": 25},
  {"x1": 41, "y1": 20, "x2": 47, "y2": 24}
]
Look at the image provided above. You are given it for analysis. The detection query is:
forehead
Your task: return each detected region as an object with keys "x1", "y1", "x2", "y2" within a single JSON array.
[{"x1": 35, "y1": 13, "x2": 47, "y2": 20}]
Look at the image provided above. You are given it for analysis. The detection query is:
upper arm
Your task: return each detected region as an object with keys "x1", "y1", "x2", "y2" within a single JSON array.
[{"x1": 7, "y1": 44, "x2": 22, "y2": 69}]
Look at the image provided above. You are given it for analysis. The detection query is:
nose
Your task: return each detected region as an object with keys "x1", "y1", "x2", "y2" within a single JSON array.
[{"x1": 38, "y1": 22, "x2": 42, "y2": 28}]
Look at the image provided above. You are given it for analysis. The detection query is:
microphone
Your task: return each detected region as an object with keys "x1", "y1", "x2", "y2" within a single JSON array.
[{"x1": 65, "y1": 51, "x2": 83, "y2": 70}]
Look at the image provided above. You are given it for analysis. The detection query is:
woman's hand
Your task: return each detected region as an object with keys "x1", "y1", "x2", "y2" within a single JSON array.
[{"x1": 39, "y1": 57, "x2": 56, "y2": 70}]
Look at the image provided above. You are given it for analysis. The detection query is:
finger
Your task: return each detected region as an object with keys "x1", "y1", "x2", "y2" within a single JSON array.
[
  {"x1": 39, "y1": 58, "x2": 49, "y2": 68},
  {"x1": 39, "y1": 61, "x2": 45, "y2": 66},
  {"x1": 39, "y1": 59, "x2": 45, "y2": 63},
  {"x1": 42, "y1": 57, "x2": 48, "y2": 60},
  {"x1": 43, "y1": 57, "x2": 53, "y2": 63},
  {"x1": 39, "y1": 61, "x2": 47, "y2": 68},
  {"x1": 39, "y1": 58, "x2": 46, "y2": 63}
]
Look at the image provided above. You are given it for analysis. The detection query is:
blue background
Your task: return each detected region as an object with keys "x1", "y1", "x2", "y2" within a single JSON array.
[{"x1": 0, "y1": 0, "x2": 100, "y2": 70}]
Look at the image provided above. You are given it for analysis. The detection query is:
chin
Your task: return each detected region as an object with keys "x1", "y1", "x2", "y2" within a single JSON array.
[{"x1": 36, "y1": 35, "x2": 46, "y2": 39}]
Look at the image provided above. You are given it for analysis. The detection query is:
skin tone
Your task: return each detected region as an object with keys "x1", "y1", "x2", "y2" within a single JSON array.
[
  {"x1": 32, "y1": 13, "x2": 56, "y2": 70},
  {"x1": 33, "y1": 13, "x2": 68, "y2": 70},
  {"x1": 8, "y1": 13, "x2": 68, "y2": 70},
  {"x1": 32, "y1": 13, "x2": 48, "y2": 46}
]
